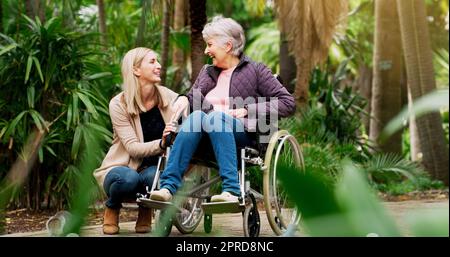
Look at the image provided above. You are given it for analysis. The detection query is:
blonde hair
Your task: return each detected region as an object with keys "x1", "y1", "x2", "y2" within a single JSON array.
[
  {"x1": 202, "y1": 16, "x2": 245, "y2": 56},
  {"x1": 121, "y1": 47, "x2": 159, "y2": 116}
]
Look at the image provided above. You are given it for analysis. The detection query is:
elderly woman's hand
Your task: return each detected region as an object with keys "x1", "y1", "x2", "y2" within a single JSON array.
[{"x1": 226, "y1": 108, "x2": 248, "y2": 118}]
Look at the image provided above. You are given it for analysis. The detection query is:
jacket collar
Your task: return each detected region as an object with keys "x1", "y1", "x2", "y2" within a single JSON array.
[{"x1": 206, "y1": 54, "x2": 251, "y2": 82}]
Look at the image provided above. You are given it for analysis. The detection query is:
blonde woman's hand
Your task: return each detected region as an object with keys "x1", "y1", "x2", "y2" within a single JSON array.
[{"x1": 161, "y1": 124, "x2": 177, "y2": 148}]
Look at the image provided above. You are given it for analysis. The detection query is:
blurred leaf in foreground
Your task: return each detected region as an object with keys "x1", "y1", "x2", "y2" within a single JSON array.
[{"x1": 278, "y1": 160, "x2": 401, "y2": 236}]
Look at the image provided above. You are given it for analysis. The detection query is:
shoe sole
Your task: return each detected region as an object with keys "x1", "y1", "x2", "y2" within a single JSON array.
[
  {"x1": 210, "y1": 198, "x2": 239, "y2": 203},
  {"x1": 150, "y1": 195, "x2": 171, "y2": 202}
]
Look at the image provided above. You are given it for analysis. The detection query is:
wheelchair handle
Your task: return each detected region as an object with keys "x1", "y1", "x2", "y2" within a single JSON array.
[{"x1": 165, "y1": 132, "x2": 176, "y2": 148}]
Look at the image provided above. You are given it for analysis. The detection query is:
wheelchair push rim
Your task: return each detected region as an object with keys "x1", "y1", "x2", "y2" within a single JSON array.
[{"x1": 263, "y1": 130, "x2": 304, "y2": 236}]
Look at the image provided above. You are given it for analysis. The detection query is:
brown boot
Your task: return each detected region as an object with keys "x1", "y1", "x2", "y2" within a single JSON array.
[
  {"x1": 103, "y1": 207, "x2": 120, "y2": 235},
  {"x1": 135, "y1": 207, "x2": 152, "y2": 233}
]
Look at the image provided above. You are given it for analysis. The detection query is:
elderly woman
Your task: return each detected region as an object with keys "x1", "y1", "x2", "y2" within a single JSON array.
[
  {"x1": 94, "y1": 47, "x2": 188, "y2": 235},
  {"x1": 150, "y1": 16, "x2": 295, "y2": 203}
]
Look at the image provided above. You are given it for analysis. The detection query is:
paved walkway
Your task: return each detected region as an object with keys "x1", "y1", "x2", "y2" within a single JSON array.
[{"x1": 4, "y1": 199, "x2": 448, "y2": 237}]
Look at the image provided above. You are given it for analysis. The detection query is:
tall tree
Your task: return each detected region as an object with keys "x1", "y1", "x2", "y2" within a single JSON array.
[
  {"x1": 369, "y1": 0, "x2": 404, "y2": 154},
  {"x1": 172, "y1": 0, "x2": 187, "y2": 92},
  {"x1": 25, "y1": 0, "x2": 45, "y2": 22},
  {"x1": 279, "y1": 32, "x2": 296, "y2": 93},
  {"x1": 189, "y1": 0, "x2": 207, "y2": 84},
  {"x1": 96, "y1": 0, "x2": 107, "y2": 47},
  {"x1": 276, "y1": 0, "x2": 348, "y2": 108},
  {"x1": 160, "y1": 0, "x2": 171, "y2": 86},
  {"x1": 355, "y1": 65, "x2": 372, "y2": 135},
  {"x1": 396, "y1": 0, "x2": 449, "y2": 185},
  {"x1": 136, "y1": 0, "x2": 151, "y2": 47}
]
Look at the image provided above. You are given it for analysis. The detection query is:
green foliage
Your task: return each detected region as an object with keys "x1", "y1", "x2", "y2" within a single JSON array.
[
  {"x1": 331, "y1": 0, "x2": 374, "y2": 72},
  {"x1": 246, "y1": 21, "x2": 280, "y2": 73},
  {"x1": 434, "y1": 48, "x2": 449, "y2": 88},
  {"x1": 279, "y1": 160, "x2": 448, "y2": 236},
  {"x1": 380, "y1": 89, "x2": 449, "y2": 142},
  {"x1": 281, "y1": 59, "x2": 371, "y2": 162},
  {"x1": 65, "y1": 124, "x2": 105, "y2": 235},
  {"x1": 362, "y1": 153, "x2": 424, "y2": 184},
  {"x1": 280, "y1": 59, "x2": 429, "y2": 192},
  {"x1": 308, "y1": 59, "x2": 369, "y2": 146},
  {"x1": 278, "y1": 160, "x2": 401, "y2": 236},
  {"x1": 375, "y1": 173, "x2": 446, "y2": 195},
  {"x1": 0, "y1": 15, "x2": 112, "y2": 209}
]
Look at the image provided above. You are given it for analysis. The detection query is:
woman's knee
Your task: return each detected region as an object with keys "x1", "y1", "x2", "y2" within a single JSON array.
[
  {"x1": 105, "y1": 167, "x2": 140, "y2": 193},
  {"x1": 204, "y1": 111, "x2": 233, "y2": 132},
  {"x1": 139, "y1": 166, "x2": 157, "y2": 186},
  {"x1": 182, "y1": 110, "x2": 206, "y2": 132}
]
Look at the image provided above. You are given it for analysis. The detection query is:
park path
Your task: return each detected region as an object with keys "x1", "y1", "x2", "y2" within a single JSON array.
[{"x1": 4, "y1": 199, "x2": 448, "y2": 237}]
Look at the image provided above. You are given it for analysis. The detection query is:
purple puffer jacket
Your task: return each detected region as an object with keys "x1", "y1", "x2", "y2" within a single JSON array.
[{"x1": 187, "y1": 55, "x2": 296, "y2": 132}]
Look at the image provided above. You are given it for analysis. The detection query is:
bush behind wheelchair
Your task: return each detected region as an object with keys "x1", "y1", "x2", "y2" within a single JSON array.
[{"x1": 136, "y1": 125, "x2": 305, "y2": 237}]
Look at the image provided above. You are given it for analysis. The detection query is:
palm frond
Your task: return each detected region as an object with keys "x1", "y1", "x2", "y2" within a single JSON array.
[{"x1": 363, "y1": 153, "x2": 424, "y2": 183}]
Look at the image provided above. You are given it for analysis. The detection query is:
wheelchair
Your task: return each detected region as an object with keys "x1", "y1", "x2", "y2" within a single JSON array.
[{"x1": 136, "y1": 126, "x2": 305, "y2": 237}]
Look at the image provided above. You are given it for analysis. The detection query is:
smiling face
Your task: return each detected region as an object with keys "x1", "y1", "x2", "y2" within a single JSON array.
[
  {"x1": 204, "y1": 37, "x2": 232, "y2": 69},
  {"x1": 133, "y1": 51, "x2": 161, "y2": 84}
]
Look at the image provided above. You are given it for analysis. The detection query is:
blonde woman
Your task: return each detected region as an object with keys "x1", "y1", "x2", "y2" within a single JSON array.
[{"x1": 94, "y1": 47, "x2": 189, "y2": 235}]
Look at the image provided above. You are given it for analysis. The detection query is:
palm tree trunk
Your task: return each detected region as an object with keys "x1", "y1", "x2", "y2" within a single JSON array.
[
  {"x1": 25, "y1": 0, "x2": 45, "y2": 22},
  {"x1": 355, "y1": 65, "x2": 372, "y2": 135},
  {"x1": 189, "y1": 0, "x2": 206, "y2": 84},
  {"x1": 96, "y1": 0, "x2": 107, "y2": 47},
  {"x1": 136, "y1": 0, "x2": 151, "y2": 47},
  {"x1": 397, "y1": 0, "x2": 449, "y2": 185},
  {"x1": 279, "y1": 32, "x2": 296, "y2": 93},
  {"x1": 370, "y1": 0, "x2": 404, "y2": 154},
  {"x1": 171, "y1": 0, "x2": 186, "y2": 92},
  {"x1": 408, "y1": 86, "x2": 421, "y2": 161},
  {"x1": 295, "y1": 52, "x2": 312, "y2": 108},
  {"x1": 38, "y1": 0, "x2": 45, "y2": 23},
  {"x1": 160, "y1": 0, "x2": 171, "y2": 86}
]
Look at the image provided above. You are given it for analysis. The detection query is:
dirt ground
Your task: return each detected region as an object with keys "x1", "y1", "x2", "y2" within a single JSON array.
[
  {"x1": 3, "y1": 204, "x2": 139, "y2": 235},
  {"x1": 2, "y1": 189, "x2": 448, "y2": 235}
]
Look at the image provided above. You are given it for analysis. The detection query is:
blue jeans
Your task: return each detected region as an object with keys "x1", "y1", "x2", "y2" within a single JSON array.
[
  {"x1": 160, "y1": 110, "x2": 253, "y2": 196},
  {"x1": 103, "y1": 166, "x2": 157, "y2": 209}
]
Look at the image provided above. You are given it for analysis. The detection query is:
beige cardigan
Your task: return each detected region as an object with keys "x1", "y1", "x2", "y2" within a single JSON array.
[{"x1": 93, "y1": 85, "x2": 187, "y2": 190}]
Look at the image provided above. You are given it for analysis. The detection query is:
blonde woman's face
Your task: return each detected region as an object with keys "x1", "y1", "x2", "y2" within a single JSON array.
[
  {"x1": 134, "y1": 51, "x2": 161, "y2": 84},
  {"x1": 204, "y1": 37, "x2": 231, "y2": 68}
]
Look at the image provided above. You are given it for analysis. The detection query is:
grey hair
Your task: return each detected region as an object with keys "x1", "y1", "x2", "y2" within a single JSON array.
[{"x1": 202, "y1": 16, "x2": 245, "y2": 56}]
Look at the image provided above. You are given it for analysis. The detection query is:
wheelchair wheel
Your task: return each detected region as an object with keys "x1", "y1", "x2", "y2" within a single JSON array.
[
  {"x1": 243, "y1": 193, "x2": 260, "y2": 237},
  {"x1": 173, "y1": 167, "x2": 209, "y2": 234},
  {"x1": 263, "y1": 130, "x2": 304, "y2": 236}
]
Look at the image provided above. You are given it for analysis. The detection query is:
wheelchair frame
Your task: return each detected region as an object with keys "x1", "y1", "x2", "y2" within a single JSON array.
[{"x1": 136, "y1": 129, "x2": 304, "y2": 237}]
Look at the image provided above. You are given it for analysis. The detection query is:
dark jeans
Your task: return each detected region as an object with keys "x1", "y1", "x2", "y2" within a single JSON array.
[{"x1": 103, "y1": 166, "x2": 157, "y2": 209}]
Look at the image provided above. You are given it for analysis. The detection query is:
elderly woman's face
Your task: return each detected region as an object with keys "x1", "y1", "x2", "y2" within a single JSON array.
[
  {"x1": 204, "y1": 37, "x2": 230, "y2": 68},
  {"x1": 134, "y1": 51, "x2": 161, "y2": 84}
]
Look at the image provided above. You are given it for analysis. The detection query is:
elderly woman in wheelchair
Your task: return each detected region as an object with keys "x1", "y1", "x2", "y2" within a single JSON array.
[
  {"x1": 150, "y1": 15, "x2": 295, "y2": 204},
  {"x1": 139, "y1": 16, "x2": 303, "y2": 237}
]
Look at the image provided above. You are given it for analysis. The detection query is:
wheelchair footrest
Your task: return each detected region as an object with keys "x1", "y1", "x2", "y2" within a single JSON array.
[
  {"x1": 201, "y1": 201, "x2": 245, "y2": 214},
  {"x1": 136, "y1": 197, "x2": 182, "y2": 213}
]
